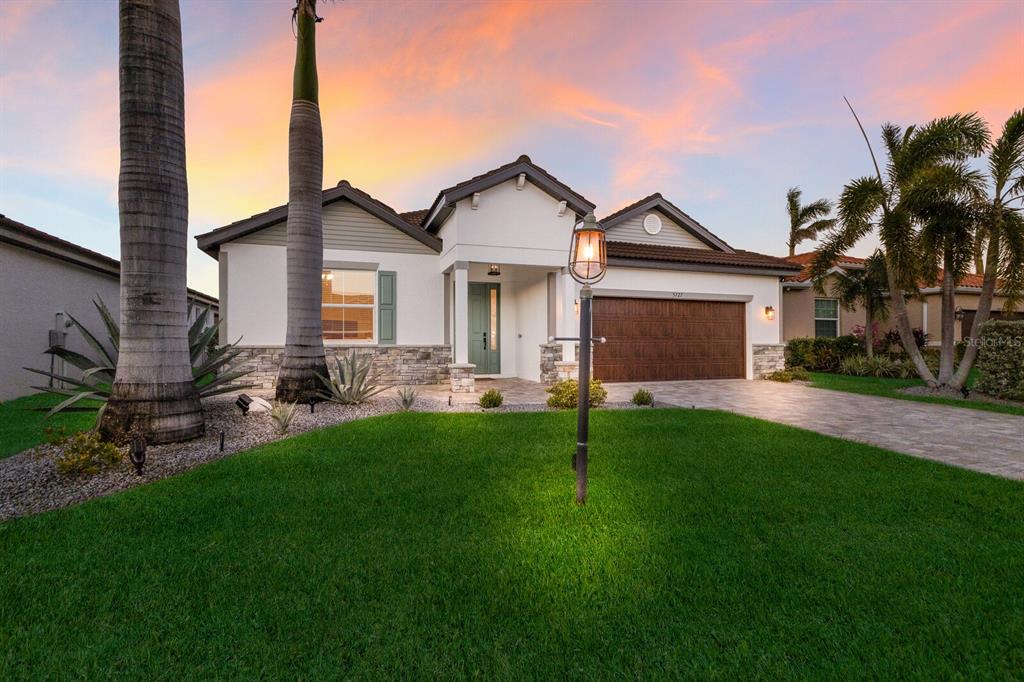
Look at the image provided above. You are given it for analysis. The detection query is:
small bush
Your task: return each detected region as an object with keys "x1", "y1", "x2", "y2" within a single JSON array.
[
  {"x1": 546, "y1": 379, "x2": 607, "y2": 409},
  {"x1": 270, "y1": 401, "x2": 298, "y2": 434},
  {"x1": 974, "y1": 321, "x2": 1024, "y2": 401},
  {"x1": 631, "y1": 388, "x2": 654, "y2": 406},
  {"x1": 838, "y1": 355, "x2": 906, "y2": 378},
  {"x1": 396, "y1": 386, "x2": 418, "y2": 411},
  {"x1": 55, "y1": 431, "x2": 122, "y2": 476},
  {"x1": 785, "y1": 335, "x2": 860, "y2": 371},
  {"x1": 478, "y1": 389, "x2": 503, "y2": 409},
  {"x1": 763, "y1": 367, "x2": 810, "y2": 383},
  {"x1": 884, "y1": 327, "x2": 927, "y2": 351}
]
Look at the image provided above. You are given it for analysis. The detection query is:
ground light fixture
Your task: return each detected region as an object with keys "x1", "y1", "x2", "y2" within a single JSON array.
[
  {"x1": 568, "y1": 211, "x2": 607, "y2": 505},
  {"x1": 235, "y1": 393, "x2": 253, "y2": 416},
  {"x1": 129, "y1": 434, "x2": 146, "y2": 475}
]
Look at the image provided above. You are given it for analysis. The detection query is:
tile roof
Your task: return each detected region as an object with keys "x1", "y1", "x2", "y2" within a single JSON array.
[
  {"x1": 607, "y1": 241, "x2": 801, "y2": 273},
  {"x1": 783, "y1": 252, "x2": 866, "y2": 282},
  {"x1": 398, "y1": 209, "x2": 430, "y2": 227}
]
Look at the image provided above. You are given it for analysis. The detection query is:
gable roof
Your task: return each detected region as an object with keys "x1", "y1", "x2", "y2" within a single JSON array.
[
  {"x1": 195, "y1": 181, "x2": 443, "y2": 257},
  {"x1": 607, "y1": 241, "x2": 801, "y2": 276},
  {"x1": 599, "y1": 193, "x2": 734, "y2": 253},
  {"x1": 1, "y1": 214, "x2": 218, "y2": 306},
  {"x1": 421, "y1": 155, "x2": 596, "y2": 232},
  {"x1": 783, "y1": 252, "x2": 866, "y2": 283}
]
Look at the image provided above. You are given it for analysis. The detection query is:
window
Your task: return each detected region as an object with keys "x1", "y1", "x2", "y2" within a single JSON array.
[
  {"x1": 814, "y1": 298, "x2": 839, "y2": 338},
  {"x1": 322, "y1": 269, "x2": 375, "y2": 341}
]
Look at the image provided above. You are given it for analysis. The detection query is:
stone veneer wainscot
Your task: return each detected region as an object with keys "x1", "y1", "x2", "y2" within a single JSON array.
[
  {"x1": 752, "y1": 344, "x2": 786, "y2": 379},
  {"x1": 231, "y1": 345, "x2": 452, "y2": 390}
]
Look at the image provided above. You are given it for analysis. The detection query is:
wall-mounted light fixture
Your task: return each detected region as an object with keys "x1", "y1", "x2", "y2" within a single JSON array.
[
  {"x1": 955, "y1": 306, "x2": 964, "y2": 321},
  {"x1": 488, "y1": 264, "x2": 501, "y2": 277},
  {"x1": 764, "y1": 305, "x2": 775, "y2": 320}
]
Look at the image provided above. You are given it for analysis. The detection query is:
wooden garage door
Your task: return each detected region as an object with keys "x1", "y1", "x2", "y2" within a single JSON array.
[{"x1": 592, "y1": 297, "x2": 745, "y2": 382}]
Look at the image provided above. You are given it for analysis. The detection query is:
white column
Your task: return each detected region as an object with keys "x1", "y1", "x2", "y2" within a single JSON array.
[
  {"x1": 556, "y1": 268, "x2": 578, "y2": 360},
  {"x1": 454, "y1": 262, "x2": 470, "y2": 364}
]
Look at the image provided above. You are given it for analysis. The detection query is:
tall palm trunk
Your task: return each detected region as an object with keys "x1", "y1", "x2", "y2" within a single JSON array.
[
  {"x1": 950, "y1": 228, "x2": 1001, "y2": 389},
  {"x1": 886, "y1": 266, "x2": 937, "y2": 386},
  {"x1": 100, "y1": 0, "x2": 203, "y2": 444},
  {"x1": 864, "y1": 301, "x2": 874, "y2": 359},
  {"x1": 937, "y1": 253, "x2": 957, "y2": 384},
  {"x1": 276, "y1": 0, "x2": 328, "y2": 402}
]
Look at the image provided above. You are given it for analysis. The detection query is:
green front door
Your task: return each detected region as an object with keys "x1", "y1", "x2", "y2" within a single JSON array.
[{"x1": 468, "y1": 282, "x2": 500, "y2": 374}]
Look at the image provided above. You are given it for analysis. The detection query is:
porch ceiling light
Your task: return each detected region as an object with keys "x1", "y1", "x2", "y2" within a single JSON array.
[
  {"x1": 488, "y1": 264, "x2": 500, "y2": 276},
  {"x1": 569, "y1": 211, "x2": 607, "y2": 285}
]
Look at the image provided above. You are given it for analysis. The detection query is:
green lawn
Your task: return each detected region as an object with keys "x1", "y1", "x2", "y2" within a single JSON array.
[
  {"x1": 0, "y1": 393, "x2": 100, "y2": 458},
  {"x1": 808, "y1": 371, "x2": 1024, "y2": 416},
  {"x1": 2, "y1": 410, "x2": 1022, "y2": 678}
]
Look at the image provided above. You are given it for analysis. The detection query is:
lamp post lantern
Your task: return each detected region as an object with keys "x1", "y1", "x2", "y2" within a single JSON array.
[{"x1": 568, "y1": 211, "x2": 607, "y2": 505}]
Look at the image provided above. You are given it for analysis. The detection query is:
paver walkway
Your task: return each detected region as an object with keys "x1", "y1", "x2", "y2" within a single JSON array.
[
  {"x1": 605, "y1": 380, "x2": 1024, "y2": 480},
  {"x1": 418, "y1": 378, "x2": 1023, "y2": 479}
]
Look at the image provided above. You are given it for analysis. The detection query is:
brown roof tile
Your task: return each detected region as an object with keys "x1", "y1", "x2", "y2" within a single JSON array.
[{"x1": 607, "y1": 241, "x2": 801, "y2": 273}]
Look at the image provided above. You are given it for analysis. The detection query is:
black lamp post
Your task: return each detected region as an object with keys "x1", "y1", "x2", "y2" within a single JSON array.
[{"x1": 568, "y1": 211, "x2": 607, "y2": 505}]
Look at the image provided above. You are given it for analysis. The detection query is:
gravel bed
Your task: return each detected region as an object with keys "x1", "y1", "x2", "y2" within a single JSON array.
[{"x1": 0, "y1": 397, "x2": 658, "y2": 522}]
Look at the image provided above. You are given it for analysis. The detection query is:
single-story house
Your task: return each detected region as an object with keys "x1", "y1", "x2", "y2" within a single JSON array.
[
  {"x1": 0, "y1": 215, "x2": 218, "y2": 400},
  {"x1": 781, "y1": 252, "x2": 1023, "y2": 344},
  {"x1": 196, "y1": 155, "x2": 800, "y2": 392}
]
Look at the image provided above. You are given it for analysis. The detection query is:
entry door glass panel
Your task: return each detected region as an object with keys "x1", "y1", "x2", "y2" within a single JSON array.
[{"x1": 469, "y1": 283, "x2": 500, "y2": 374}]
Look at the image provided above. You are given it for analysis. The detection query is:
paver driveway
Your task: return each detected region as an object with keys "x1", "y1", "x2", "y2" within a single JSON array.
[{"x1": 605, "y1": 380, "x2": 1024, "y2": 480}]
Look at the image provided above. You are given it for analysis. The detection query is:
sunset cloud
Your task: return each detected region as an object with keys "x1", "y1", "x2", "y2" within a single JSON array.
[{"x1": 1, "y1": 0, "x2": 1021, "y2": 295}]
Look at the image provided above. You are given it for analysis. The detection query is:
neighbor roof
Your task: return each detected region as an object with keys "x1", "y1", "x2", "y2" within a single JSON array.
[
  {"x1": 783, "y1": 252, "x2": 866, "y2": 283},
  {"x1": 420, "y1": 155, "x2": 596, "y2": 232},
  {"x1": 607, "y1": 241, "x2": 801, "y2": 276},
  {"x1": 600, "y1": 193, "x2": 734, "y2": 253},
  {"x1": 0, "y1": 214, "x2": 218, "y2": 306}
]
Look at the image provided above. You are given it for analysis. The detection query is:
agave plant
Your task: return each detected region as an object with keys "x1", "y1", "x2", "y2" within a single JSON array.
[
  {"x1": 25, "y1": 297, "x2": 252, "y2": 420},
  {"x1": 316, "y1": 350, "x2": 388, "y2": 405}
]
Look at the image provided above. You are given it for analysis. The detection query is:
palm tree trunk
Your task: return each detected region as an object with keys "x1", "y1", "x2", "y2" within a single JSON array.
[
  {"x1": 276, "y1": 0, "x2": 328, "y2": 402},
  {"x1": 100, "y1": 0, "x2": 203, "y2": 444},
  {"x1": 885, "y1": 266, "x2": 937, "y2": 386},
  {"x1": 864, "y1": 302, "x2": 874, "y2": 359},
  {"x1": 950, "y1": 229, "x2": 1000, "y2": 389},
  {"x1": 788, "y1": 241, "x2": 795, "y2": 257},
  {"x1": 937, "y1": 253, "x2": 956, "y2": 384}
]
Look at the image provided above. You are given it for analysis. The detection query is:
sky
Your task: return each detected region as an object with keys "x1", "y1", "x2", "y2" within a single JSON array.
[{"x1": 1, "y1": 0, "x2": 1022, "y2": 297}]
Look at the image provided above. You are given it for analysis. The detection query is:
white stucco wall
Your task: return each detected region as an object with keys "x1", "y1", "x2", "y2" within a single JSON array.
[
  {"x1": 0, "y1": 245, "x2": 122, "y2": 400},
  {"x1": 438, "y1": 180, "x2": 578, "y2": 271},
  {"x1": 222, "y1": 242, "x2": 443, "y2": 347},
  {"x1": 595, "y1": 266, "x2": 783, "y2": 380}
]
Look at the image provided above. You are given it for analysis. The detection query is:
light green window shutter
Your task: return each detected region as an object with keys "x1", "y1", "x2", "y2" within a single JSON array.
[{"x1": 378, "y1": 271, "x2": 396, "y2": 345}]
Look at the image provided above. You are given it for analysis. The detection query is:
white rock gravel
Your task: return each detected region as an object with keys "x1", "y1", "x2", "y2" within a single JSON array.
[{"x1": 0, "y1": 395, "x2": 648, "y2": 522}]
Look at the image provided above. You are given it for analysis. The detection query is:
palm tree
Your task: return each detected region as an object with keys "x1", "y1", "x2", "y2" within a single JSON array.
[
  {"x1": 786, "y1": 187, "x2": 835, "y2": 256},
  {"x1": 100, "y1": 0, "x2": 204, "y2": 444},
  {"x1": 811, "y1": 101, "x2": 989, "y2": 387},
  {"x1": 949, "y1": 109, "x2": 1024, "y2": 389},
  {"x1": 276, "y1": 0, "x2": 329, "y2": 402},
  {"x1": 824, "y1": 250, "x2": 890, "y2": 358}
]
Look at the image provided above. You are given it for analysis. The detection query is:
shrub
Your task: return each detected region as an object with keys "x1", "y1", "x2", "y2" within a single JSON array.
[
  {"x1": 546, "y1": 379, "x2": 607, "y2": 409},
  {"x1": 838, "y1": 355, "x2": 906, "y2": 378},
  {"x1": 54, "y1": 431, "x2": 123, "y2": 476},
  {"x1": 851, "y1": 322, "x2": 887, "y2": 354},
  {"x1": 396, "y1": 386, "x2": 418, "y2": 411},
  {"x1": 884, "y1": 327, "x2": 927, "y2": 351},
  {"x1": 269, "y1": 401, "x2": 297, "y2": 434},
  {"x1": 785, "y1": 336, "x2": 860, "y2": 371},
  {"x1": 973, "y1": 321, "x2": 1024, "y2": 401},
  {"x1": 478, "y1": 389, "x2": 503, "y2": 408},
  {"x1": 631, "y1": 388, "x2": 654, "y2": 406},
  {"x1": 763, "y1": 367, "x2": 810, "y2": 383},
  {"x1": 25, "y1": 297, "x2": 253, "y2": 425},
  {"x1": 317, "y1": 350, "x2": 388, "y2": 405}
]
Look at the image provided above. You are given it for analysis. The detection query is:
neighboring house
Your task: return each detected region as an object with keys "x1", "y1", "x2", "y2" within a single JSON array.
[
  {"x1": 781, "y1": 252, "x2": 1023, "y2": 343},
  {"x1": 196, "y1": 155, "x2": 800, "y2": 392},
  {"x1": 0, "y1": 215, "x2": 218, "y2": 400}
]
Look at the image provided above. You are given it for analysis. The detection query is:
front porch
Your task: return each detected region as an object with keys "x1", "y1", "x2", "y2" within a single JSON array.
[{"x1": 443, "y1": 262, "x2": 580, "y2": 392}]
